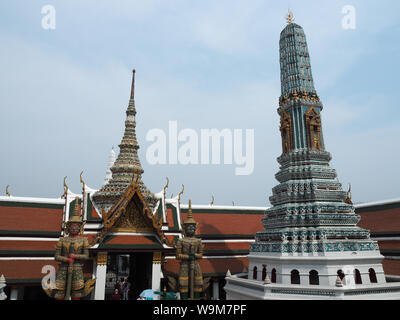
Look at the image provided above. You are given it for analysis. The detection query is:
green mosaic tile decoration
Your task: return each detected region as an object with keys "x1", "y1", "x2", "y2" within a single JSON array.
[{"x1": 250, "y1": 21, "x2": 378, "y2": 255}]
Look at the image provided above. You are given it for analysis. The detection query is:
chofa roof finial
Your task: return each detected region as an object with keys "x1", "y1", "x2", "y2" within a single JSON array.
[
  {"x1": 80, "y1": 171, "x2": 86, "y2": 193},
  {"x1": 178, "y1": 184, "x2": 184, "y2": 201},
  {"x1": 61, "y1": 176, "x2": 69, "y2": 199},
  {"x1": 163, "y1": 177, "x2": 169, "y2": 196},
  {"x1": 6, "y1": 185, "x2": 11, "y2": 197}
]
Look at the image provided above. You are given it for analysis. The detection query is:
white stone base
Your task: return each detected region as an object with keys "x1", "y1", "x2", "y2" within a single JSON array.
[
  {"x1": 247, "y1": 250, "x2": 386, "y2": 287},
  {"x1": 224, "y1": 273, "x2": 400, "y2": 300}
]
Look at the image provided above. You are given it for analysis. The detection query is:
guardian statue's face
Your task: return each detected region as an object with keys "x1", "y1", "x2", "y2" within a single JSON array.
[
  {"x1": 68, "y1": 222, "x2": 81, "y2": 236},
  {"x1": 185, "y1": 223, "x2": 196, "y2": 237}
]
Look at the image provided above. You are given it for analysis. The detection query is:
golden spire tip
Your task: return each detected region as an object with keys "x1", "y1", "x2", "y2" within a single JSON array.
[{"x1": 286, "y1": 9, "x2": 294, "y2": 24}]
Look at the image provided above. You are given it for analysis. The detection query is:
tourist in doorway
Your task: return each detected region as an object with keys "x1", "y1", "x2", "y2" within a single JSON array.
[
  {"x1": 121, "y1": 278, "x2": 131, "y2": 300},
  {"x1": 111, "y1": 289, "x2": 121, "y2": 300},
  {"x1": 114, "y1": 279, "x2": 121, "y2": 292}
]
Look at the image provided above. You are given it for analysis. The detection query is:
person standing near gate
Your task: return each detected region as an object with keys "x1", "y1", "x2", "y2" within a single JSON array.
[{"x1": 121, "y1": 278, "x2": 131, "y2": 300}]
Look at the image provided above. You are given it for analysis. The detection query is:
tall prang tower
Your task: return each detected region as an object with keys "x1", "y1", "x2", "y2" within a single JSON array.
[{"x1": 224, "y1": 12, "x2": 400, "y2": 299}]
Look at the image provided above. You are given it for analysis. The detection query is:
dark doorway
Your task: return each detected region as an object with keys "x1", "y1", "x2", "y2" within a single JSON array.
[
  {"x1": 128, "y1": 253, "x2": 153, "y2": 299},
  {"x1": 106, "y1": 252, "x2": 153, "y2": 300}
]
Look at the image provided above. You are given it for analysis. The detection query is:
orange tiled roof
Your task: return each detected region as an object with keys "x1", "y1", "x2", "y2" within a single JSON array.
[
  {"x1": 164, "y1": 257, "x2": 248, "y2": 276},
  {"x1": 0, "y1": 205, "x2": 63, "y2": 233},
  {"x1": 181, "y1": 212, "x2": 263, "y2": 237}
]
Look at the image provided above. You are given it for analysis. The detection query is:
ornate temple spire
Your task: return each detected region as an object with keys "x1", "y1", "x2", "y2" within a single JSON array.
[
  {"x1": 249, "y1": 18, "x2": 372, "y2": 261},
  {"x1": 278, "y1": 19, "x2": 324, "y2": 153},
  {"x1": 92, "y1": 69, "x2": 157, "y2": 212},
  {"x1": 225, "y1": 15, "x2": 396, "y2": 299},
  {"x1": 279, "y1": 19, "x2": 317, "y2": 98}
]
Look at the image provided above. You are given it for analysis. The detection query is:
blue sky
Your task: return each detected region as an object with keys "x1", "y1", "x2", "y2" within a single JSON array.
[{"x1": 0, "y1": 0, "x2": 399, "y2": 206}]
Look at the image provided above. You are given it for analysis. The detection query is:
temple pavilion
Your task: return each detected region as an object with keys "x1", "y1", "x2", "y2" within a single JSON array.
[{"x1": 0, "y1": 69, "x2": 266, "y2": 300}]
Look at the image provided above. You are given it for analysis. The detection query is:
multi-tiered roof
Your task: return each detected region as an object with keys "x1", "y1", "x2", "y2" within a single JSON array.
[{"x1": 92, "y1": 70, "x2": 157, "y2": 212}]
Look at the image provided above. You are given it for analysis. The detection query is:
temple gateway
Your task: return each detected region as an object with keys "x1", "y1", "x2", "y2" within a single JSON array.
[{"x1": 1, "y1": 14, "x2": 400, "y2": 300}]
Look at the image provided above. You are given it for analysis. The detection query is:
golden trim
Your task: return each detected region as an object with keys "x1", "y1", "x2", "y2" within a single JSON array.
[
  {"x1": 97, "y1": 252, "x2": 107, "y2": 265},
  {"x1": 280, "y1": 110, "x2": 293, "y2": 153},
  {"x1": 345, "y1": 183, "x2": 353, "y2": 205},
  {"x1": 305, "y1": 106, "x2": 322, "y2": 151},
  {"x1": 286, "y1": 9, "x2": 294, "y2": 24},
  {"x1": 110, "y1": 227, "x2": 154, "y2": 233},
  {"x1": 153, "y1": 252, "x2": 162, "y2": 264},
  {"x1": 91, "y1": 173, "x2": 174, "y2": 248}
]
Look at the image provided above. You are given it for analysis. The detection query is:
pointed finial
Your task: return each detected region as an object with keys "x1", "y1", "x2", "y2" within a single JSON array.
[
  {"x1": 286, "y1": 9, "x2": 294, "y2": 24},
  {"x1": 178, "y1": 184, "x2": 184, "y2": 201},
  {"x1": 61, "y1": 176, "x2": 69, "y2": 199},
  {"x1": 210, "y1": 195, "x2": 214, "y2": 206},
  {"x1": 226, "y1": 269, "x2": 232, "y2": 277},
  {"x1": 80, "y1": 171, "x2": 86, "y2": 193},
  {"x1": 264, "y1": 274, "x2": 271, "y2": 284},
  {"x1": 130, "y1": 68, "x2": 136, "y2": 100},
  {"x1": 163, "y1": 177, "x2": 169, "y2": 196},
  {"x1": 5, "y1": 185, "x2": 11, "y2": 197},
  {"x1": 68, "y1": 196, "x2": 83, "y2": 225},
  {"x1": 183, "y1": 199, "x2": 196, "y2": 225},
  {"x1": 345, "y1": 183, "x2": 353, "y2": 205}
]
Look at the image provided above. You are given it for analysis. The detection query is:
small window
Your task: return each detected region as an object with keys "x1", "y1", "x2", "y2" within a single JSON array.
[
  {"x1": 271, "y1": 269, "x2": 277, "y2": 283},
  {"x1": 309, "y1": 270, "x2": 319, "y2": 285},
  {"x1": 291, "y1": 270, "x2": 300, "y2": 284},
  {"x1": 369, "y1": 268, "x2": 377, "y2": 283},
  {"x1": 355, "y1": 269, "x2": 362, "y2": 284},
  {"x1": 262, "y1": 266, "x2": 267, "y2": 281},
  {"x1": 253, "y1": 266, "x2": 258, "y2": 280}
]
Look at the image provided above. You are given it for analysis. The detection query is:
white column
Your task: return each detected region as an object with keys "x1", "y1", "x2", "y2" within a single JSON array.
[
  {"x1": 94, "y1": 252, "x2": 107, "y2": 300},
  {"x1": 10, "y1": 286, "x2": 19, "y2": 300},
  {"x1": 152, "y1": 252, "x2": 162, "y2": 300},
  {"x1": 212, "y1": 279, "x2": 219, "y2": 300}
]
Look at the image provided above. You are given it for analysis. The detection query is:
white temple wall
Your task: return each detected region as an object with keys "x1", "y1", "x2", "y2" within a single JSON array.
[{"x1": 247, "y1": 254, "x2": 386, "y2": 287}]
